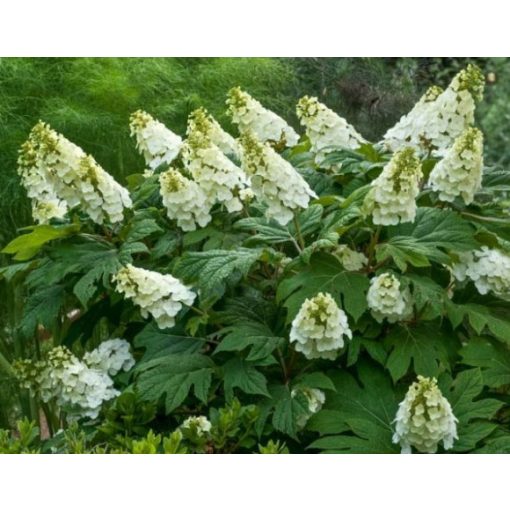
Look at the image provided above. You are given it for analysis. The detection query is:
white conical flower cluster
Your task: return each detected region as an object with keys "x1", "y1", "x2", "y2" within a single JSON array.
[
  {"x1": 129, "y1": 110, "x2": 183, "y2": 169},
  {"x1": 239, "y1": 132, "x2": 316, "y2": 225},
  {"x1": 290, "y1": 292, "x2": 352, "y2": 360},
  {"x1": 113, "y1": 264, "x2": 196, "y2": 329},
  {"x1": 367, "y1": 273, "x2": 413, "y2": 323},
  {"x1": 367, "y1": 147, "x2": 422, "y2": 225},
  {"x1": 452, "y1": 247, "x2": 510, "y2": 301},
  {"x1": 333, "y1": 244, "x2": 368, "y2": 271},
  {"x1": 428, "y1": 127, "x2": 483, "y2": 205},
  {"x1": 382, "y1": 85, "x2": 443, "y2": 153},
  {"x1": 187, "y1": 107, "x2": 239, "y2": 157},
  {"x1": 159, "y1": 168, "x2": 212, "y2": 231},
  {"x1": 183, "y1": 126, "x2": 250, "y2": 213},
  {"x1": 82, "y1": 338, "x2": 135, "y2": 376},
  {"x1": 296, "y1": 96, "x2": 366, "y2": 167},
  {"x1": 292, "y1": 387, "x2": 326, "y2": 428},
  {"x1": 227, "y1": 87, "x2": 299, "y2": 147},
  {"x1": 71, "y1": 155, "x2": 133, "y2": 224},
  {"x1": 180, "y1": 415, "x2": 212, "y2": 436},
  {"x1": 17, "y1": 122, "x2": 69, "y2": 224},
  {"x1": 383, "y1": 64, "x2": 485, "y2": 155},
  {"x1": 18, "y1": 122, "x2": 132, "y2": 225},
  {"x1": 14, "y1": 342, "x2": 134, "y2": 420},
  {"x1": 393, "y1": 375, "x2": 458, "y2": 454}
]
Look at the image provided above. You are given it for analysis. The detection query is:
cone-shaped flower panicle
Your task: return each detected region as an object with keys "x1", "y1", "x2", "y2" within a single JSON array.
[
  {"x1": 296, "y1": 96, "x2": 366, "y2": 167},
  {"x1": 113, "y1": 264, "x2": 196, "y2": 329},
  {"x1": 130, "y1": 110, "x2": 183, "y2": 169},
  {"x1": 290, "y1": 292, "x2": 352, "y2": 360},
  {"x1": 227, "y1": 87, "x2": 299, "y2": 147},
  {"x1": 183, "y1": 124, "x2": 250, "y2": 213},
  {"x1": 366, "y1": 147, "x2": 422, "y2": 225},
  {"x1": 187, "y1": 107, "x2": 239, "y2": 157},
  {"x1": 393, "y1": 375, "x2": 458, "y2": 454},
  {"x1": 159, "y1": 168, "x2": 212, "y2": 231},
  {"x1": 18, "y1": 121, "x2": 132, "y2": 224},
  {"x1": 14, "y1": 343, "x2": 133, "y2": 420},
  {"x1": 428, "y1": 127, "x2": 483, "y2": 204},
  {"x1": 239, "y1": 132, "x2": 316, "y2": 225},
  {"x1": 452, "y1": 247, "x2": 510, "y2": 300},
  {"x1": 383, "y1": 64, "x2": 485, "y2": 155},
  {"x1": 367, "y1": 273, "x2": 413, "y2": 323}
]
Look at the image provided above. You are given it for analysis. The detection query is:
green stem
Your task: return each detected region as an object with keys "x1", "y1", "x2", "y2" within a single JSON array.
[
  {"x1": 276, "y1": 347, "x2": 289, "y2": 383},
  {"x1": 293, "y1": 215, "x2": 305, "y2": 252},
  {"x1": 460, "y1": 212, "x2": 510, "y2": 224},
  {"x1": 367, "y1": 226, "x2": 382, "y2": 269},
  {"x1": 191, "y1": 305, "x2": 207, "y2": 316}
]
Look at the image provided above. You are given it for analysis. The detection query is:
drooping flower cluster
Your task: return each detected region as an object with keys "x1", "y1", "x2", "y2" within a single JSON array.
[
  {"x1": 296, "y1": 96, "x2": 366, "y2": 167},
  {"x1": 18, "y1": 121, "x2": 132, "y2": 224},
  {"x1": 180, "y1": 416, "x2": 212, "y2": 436},
  {"x1": 383, "y1": 64, "x2": 485, "y2": 155},
  {"x1": 239, "y1": 132, "x2": 316, "y2": 225},
  {"x1": 227, "y1": 87, "x2": 299, "y2": 147},
  {"x1": 113, "y1": 264, "x2": 196, "y2": 329},
  {"x1": 366, "y1": 147, "x2": 422, "y2": 225},
  {"x1": 14, "y1": 341, "x2": 134, "y2": 420},
  {"x1": 292, "y1": 387, "x2": 326, "y2": 428},
  {"x1": 367, "y1": 273, "x2": 413, "y2": 323},
  {"x1": 393, "y1": 375, "x2": 458, "y2": 454},
  {"x1": 183, "y1": 126, "x2": 250, "y2": 213},
  {"x1": 333, "y1": 244, "x2": 368, "y2": 271},
  {"x1": 159, "y1": 168, "x2": 212, "y2": 231},
  {"x1": 129, "y1": 110, "x2": 183, "y2": 169},
  {"x1": 72, "y1": 155, "x2": 133, "y2": 224},
  {"x1": 187, "y1": 107, "x2": 239, "y2": 157},
  {"x1": 428, "y1": 127, "x2": 484, "y2": 204},
  {"x1": 290, "y1": 292, "x2": 352, "y2": 360},
  {"x1": 82, "y1": 339, "x2": 135, "y2": 376},
  {"x1": 452, "y1": 247, "x2": 510, "y2": 301}
]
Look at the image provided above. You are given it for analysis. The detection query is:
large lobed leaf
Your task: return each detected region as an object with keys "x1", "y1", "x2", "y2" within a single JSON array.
[
  {"x1": 438, "y1": 368, "x2": 503, "y2": 452},
  {"x1": 135, "y1": 353, "x2": 215, "y2": 414},
  {"x1": 460, "y1": 337, "x2": 510, "y2": 388},
  {"x1": 174, "y1": 248, "x2": 263, "y2": 305},
  {"x1": 277, "y1": 252, "x2": 369, "y2": 322},
  {"x1": 383, "y1": 323, "x2": 457, "y2": 382},
  {"x1": 377, "y1": 208, "x2": 478, "y2": 271},
  {"x1": 215, "y1": 321, "x2": 283, "y2": 362},
  {"x1": 307, "y1": 361, "x2": 400, "y2": 453},
  {"x1": 2, "y1": 223, "x2": 80, "y2": 261}
]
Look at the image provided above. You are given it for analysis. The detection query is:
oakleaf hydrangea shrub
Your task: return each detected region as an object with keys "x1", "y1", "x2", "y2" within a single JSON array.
[{"x1": 3, "y1": 64, "x2": 510, "y2": 453}]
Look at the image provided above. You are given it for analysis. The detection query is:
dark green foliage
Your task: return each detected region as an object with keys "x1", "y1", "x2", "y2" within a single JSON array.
[{"x1": 3, "y1": 58, "x2": 510, "y2": 453}]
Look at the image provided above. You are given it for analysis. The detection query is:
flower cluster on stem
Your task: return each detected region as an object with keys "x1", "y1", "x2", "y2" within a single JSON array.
[
  {"x1": 113, "y1": 264, "x2": 196, "y2": 329},
  {"x1": 290, "y1": 292, "x2": 352, "y2": 360},
  {"x1": 227, "y1": 87, "x2": 299, "y2": 147},
  {"x1": 366, "y1": 147, "x2": 422, "y2": 226},
  {"x1": 129, "y1": 110, "x2": 183, "y2": 169},
  {"x1": 393, "y1": 375, "x2": 458, "y2": 454},
  {"x1": 296, "y1": 96, "x2": 366, "y2": 168},
  {"x1": 239, "y1": 132, "x2": 316, "y2": 225},
  {"x1": 18, "y1": 121, "x2": 132, "y2": 224},
  {"x1": 428, "y1": 127, "x2": 483, "y2": 205}
]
